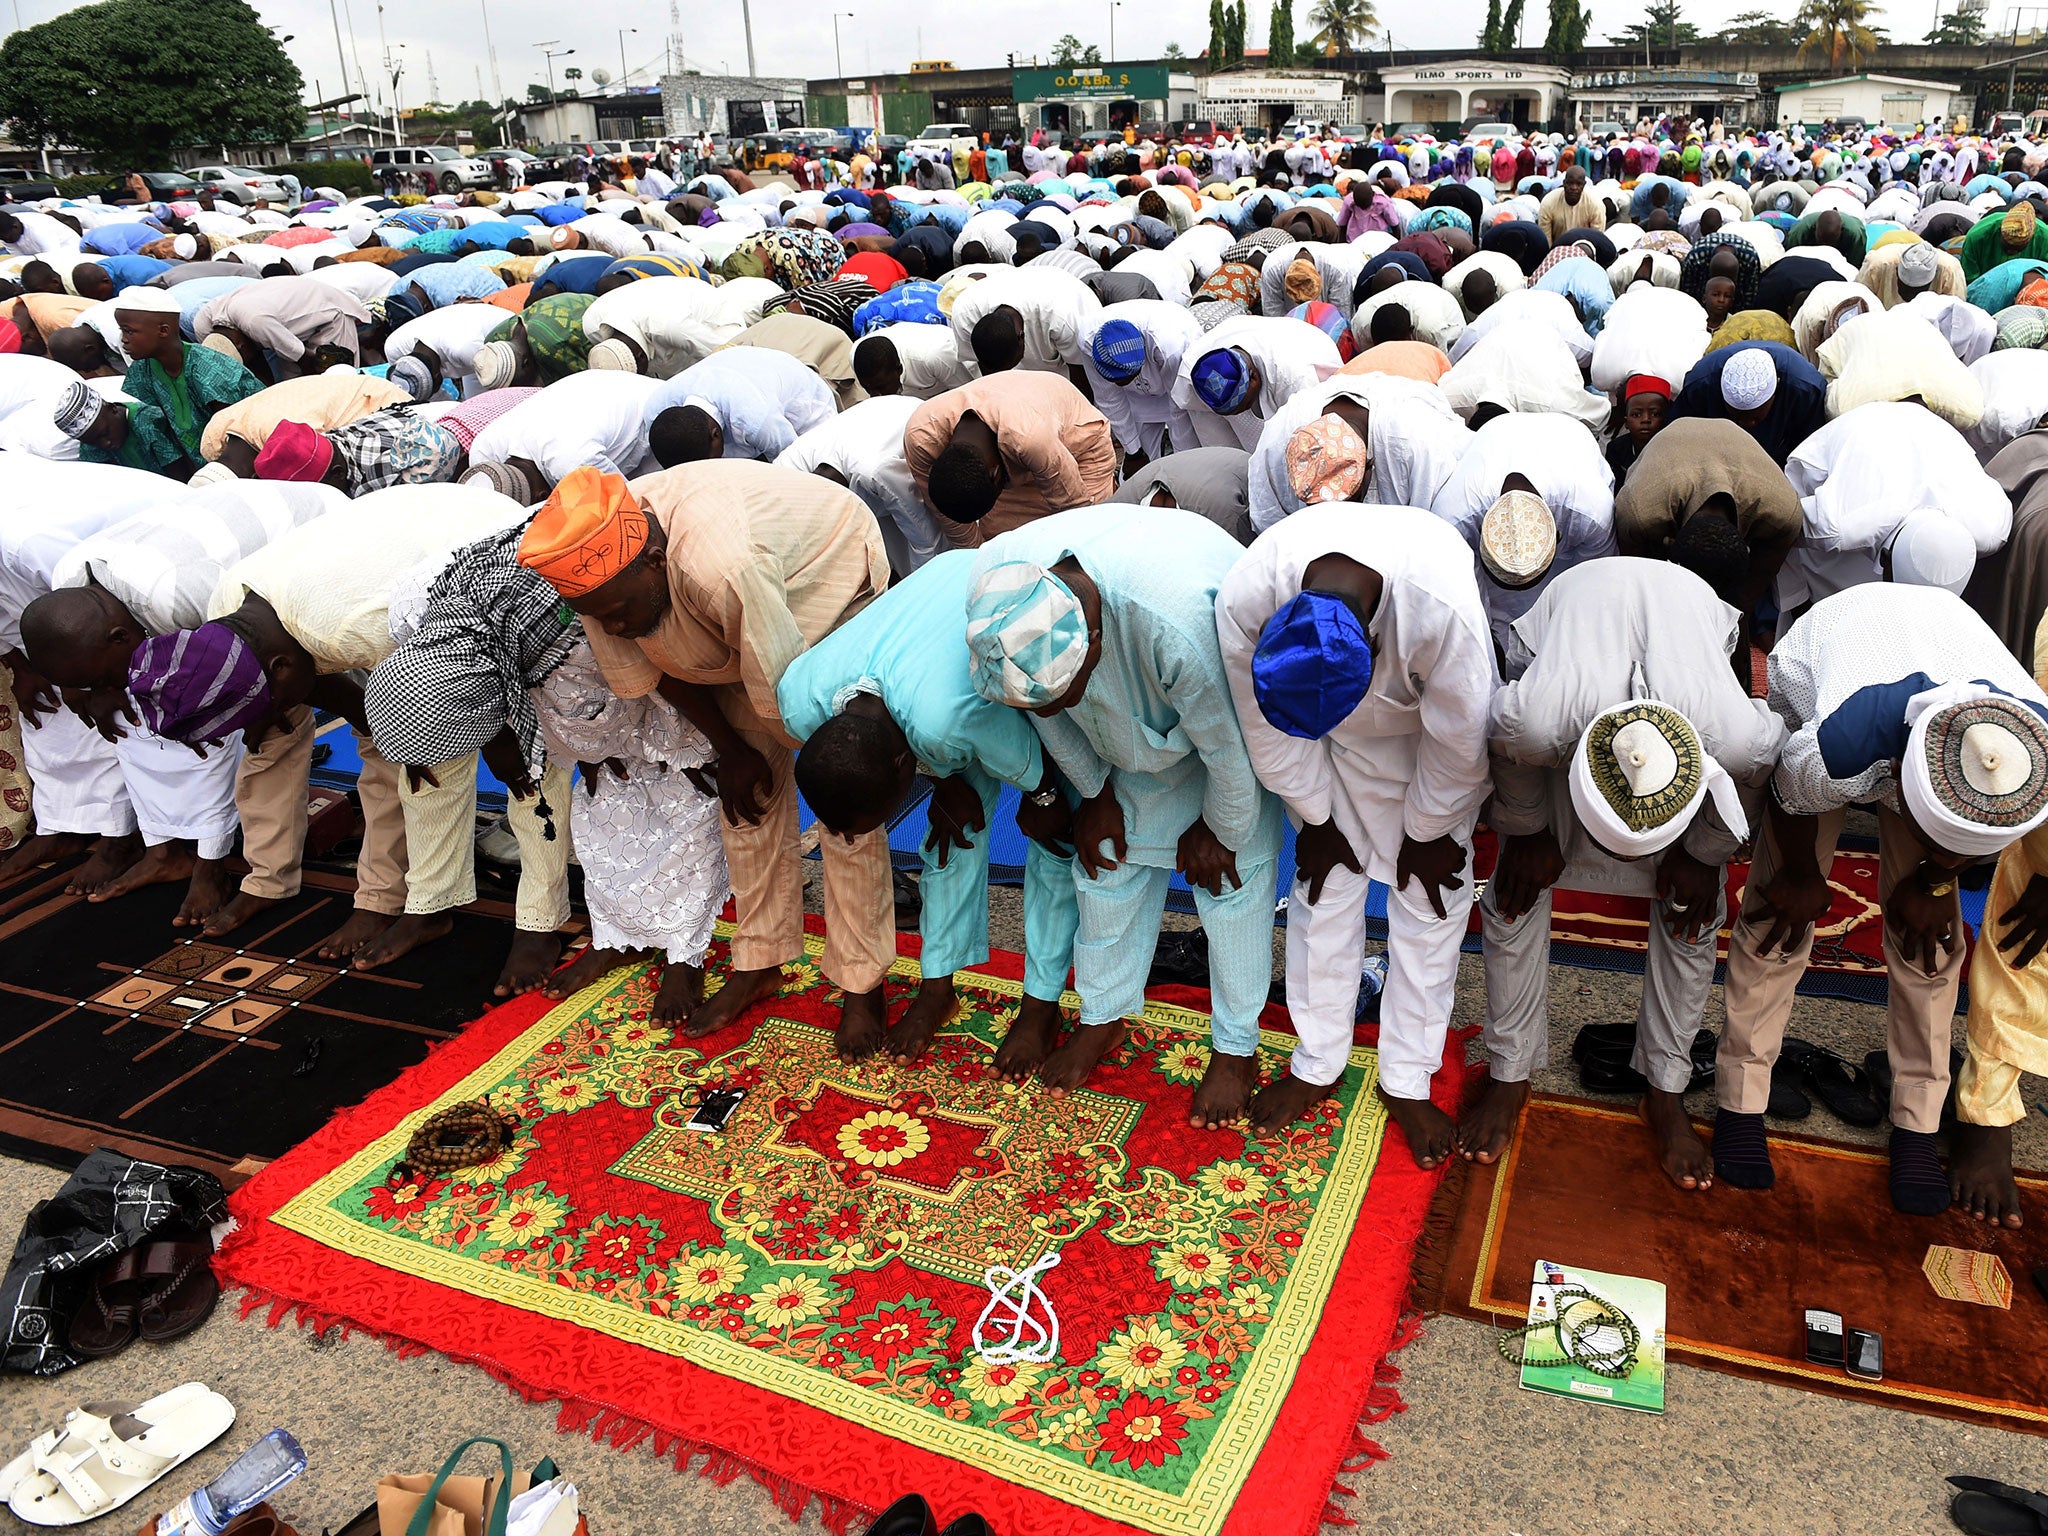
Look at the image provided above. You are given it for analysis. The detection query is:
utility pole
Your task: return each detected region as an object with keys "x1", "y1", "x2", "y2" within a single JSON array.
[
  {"x1": 833, "y1": 11, "x2": 854, "y2": 78},
  {"x1": 478, "y1": 0, "x2": 502, "y2": 105},
  {"x1": 620, "y1": 26, "x2": 637, "y2": 86},
  {"x1": 741, "y1": 0, "x2": 757, "y2": 76},
  {"x1": 327, "y1": 0, "x2": 352, "y2": 111}
]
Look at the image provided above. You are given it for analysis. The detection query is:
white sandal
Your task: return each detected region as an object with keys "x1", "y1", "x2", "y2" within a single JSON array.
[{"x1": 4, "y1": 1382, "x2": 235, "y2": 1527}]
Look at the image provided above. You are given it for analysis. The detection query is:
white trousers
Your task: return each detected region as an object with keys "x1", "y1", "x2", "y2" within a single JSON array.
[
  {"x1": 115, "y1": 727, "x2": 243, "y2": 859},
  {"x1": 20, "y1": 707, "x2": 132, "y2": 838},
  {"x1": 1285, "y1": 858, "x2": 1469, "y2": 1097}
]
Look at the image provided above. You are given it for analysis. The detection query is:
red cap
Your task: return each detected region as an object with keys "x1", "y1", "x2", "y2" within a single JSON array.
[
  {"x1": 1623, "y1": 373, "x2": 1672, "y2": 401},
  {"x1": 253, "y1": 419, "x2": 334, "y2": 482}
]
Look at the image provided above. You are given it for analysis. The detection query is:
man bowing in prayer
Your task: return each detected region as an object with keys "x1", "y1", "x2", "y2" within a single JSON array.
[
  {"x1": 1477, "y1": 559, "x2": 1785, "y2": 1182},
  {"x1": 966, "y1": 505, "x2": 1283, "y2": 1127},
  {"x1": 1717, "y1": 584, "x2": 2048, "y2": 1213},
  {"x1": 777, "y1": 551, "x2": 1081, "y2": 1070},
  {"x1": 516, "y1": 463, "x2": 899, "y2": 1059},
  {"x1": 1215, "y1": 457, "x2": 1496, "y2": 1160}
]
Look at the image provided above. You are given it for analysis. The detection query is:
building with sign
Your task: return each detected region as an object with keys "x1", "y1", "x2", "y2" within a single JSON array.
[
  {"x1": 1011, "y1": 65, "x2": 1197, "y2": 133},
  {"x1": 1379, "y1": 59, "x2": 1572, "y2": 130},
  {"x1": 658, "y1": 72, "x2": 809, "y2": 138},
  {"x1": 1198, "y1": 72, "x2": 1358, "y2": 134},
  {"x1": 1567, "y1": 67, "x2": 1761, "y2": 127}
]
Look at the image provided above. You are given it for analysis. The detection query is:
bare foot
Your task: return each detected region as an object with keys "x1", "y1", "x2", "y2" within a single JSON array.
[
  {"x1": 685, "y1": 965, "x2": 782, "y2": 1037},
  {"x1": 542, "y1": 945, "x2": 639, "y2": 1000},
  {"x1": 837, "y1": 986, "x2": 888, "y2": 1062},
  {"x1": 1039, "y1": 1020, "x2": 1125, "y2": 1095},
  {"x1": 173, "y1": 858, "x2": 234, "y2": 928},
  {"x1": 494, "y1": 929, "x2": 563, "y2": 998},
  {"x1": 1639, "y1": 1088, "x2": 1713, "y2": 1191},
  {"x1": 1191, "y1": 1051, "x2": 1258, "y2": 1129},
  {"x1": 1454, "y1": 1076, "x2": 1532, "y2": 1164},
  {"x1": 890, "y1": 977, "x2": 958, "y2": 1063},
  {"x1": 84, "y1": 839, "x2": 193, "y2": 904},
  {"x1": 650, "y1": 962, "x2": 703, "y2": 1027},
  {"x1": 353, "y1": 912, "x2": 455, "y2": 971},
  {"x1": 64, "y1": 834, "x2": 142, "y2": 897},
  {"x1": 0, "y1": 831, "x2": 94, "y2": 881},
  {"x1": 1950, "y1": 1122, "x2": 2025, "y2": 1228},
  {"x1": 1379, "y1": 1087, "x2": 1457, "y2": 1170},
  {"x1": 994, "y1": 996, "x2": 1064, "y2": 1082},
  {"x1": 316, "y1": 909, "x2": 397, "y2": 962},
  {"x1": 205, "y1": 889, "x2": 283, "y2": 939},
  {"x1": 1249, "y1": 1070, "x2": 1337, "y2": 1137}
]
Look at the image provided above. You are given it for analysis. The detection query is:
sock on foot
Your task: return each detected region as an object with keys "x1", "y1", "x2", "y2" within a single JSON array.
[
  {"x1": 1889, "y1": 1127, "x2": 1952, "y2": 1216},
  {"x1": 1712, "y1": 1109, "x2": 1776, "y2": 1189}
]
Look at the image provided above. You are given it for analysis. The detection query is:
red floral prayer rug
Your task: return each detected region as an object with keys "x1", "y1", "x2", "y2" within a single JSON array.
[{"x1": 219, "y1": 926, "x2": 1471, "y2": 1536}]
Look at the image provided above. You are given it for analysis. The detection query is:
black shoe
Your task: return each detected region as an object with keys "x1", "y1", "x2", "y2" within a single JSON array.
[
  {"x1": 1767, "y1": 1057, "x2": 1811, "y2": 1120},
  {"x1": 1781, "y1": 1037, "x2": 1882, "y2": 1128},
  {"x1": 1147, "y1": 927, "x2": 1210, "y2": 988},
  {"x1": 939, "y1": 1518, "x2": 994, "y2": 1536},
  {"x1": 867, "y1": 1496, "x2": 938, "y2": 1536}
]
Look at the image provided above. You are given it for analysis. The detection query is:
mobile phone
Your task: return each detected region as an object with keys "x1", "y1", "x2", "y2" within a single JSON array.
[
  {"x1": 687, "y1": 1087, "x2": 745, "y2": 1133},
  {"x1": 1845, "y1": 1327, "x2": 1883, "y2": 1381},
  {"x1": 1803, "y1": 1308, "x2": 1844, "y2": 1367}
]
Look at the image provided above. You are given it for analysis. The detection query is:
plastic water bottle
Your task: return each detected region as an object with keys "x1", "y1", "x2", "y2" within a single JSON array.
[
  {"x1": 152, "y1": 1430, "x2": 307, "y2": 1536},
  {"x1": 1353, "y1": 952, "x2": 1389, "y2": 1024}
]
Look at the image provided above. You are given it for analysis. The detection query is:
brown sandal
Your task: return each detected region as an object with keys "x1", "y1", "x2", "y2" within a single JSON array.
[
  {"x1": 134, "y1": 1240, "x2": 220, "y2": 1343},
  {"x1": 66, "y1": 1249, "x2": 144, "y2": 1358}
]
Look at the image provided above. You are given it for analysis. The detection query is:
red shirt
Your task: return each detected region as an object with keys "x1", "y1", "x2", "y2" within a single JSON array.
[{"x1": 839, "y1": 251, "x2": 908, "y2": 291}]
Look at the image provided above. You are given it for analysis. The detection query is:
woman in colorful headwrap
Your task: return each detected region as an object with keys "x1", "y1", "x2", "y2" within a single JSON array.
[
  {"x1": 722, "y1": 226, "x2": 846, "y2": 291},
  {"x1": 761, "y1": 275, "x2": 881, "y2": 337}
]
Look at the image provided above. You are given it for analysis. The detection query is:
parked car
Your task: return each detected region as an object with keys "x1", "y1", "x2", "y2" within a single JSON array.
[
  {"x1": 1389, "y1": 122, "x2": 1433, "y2": 140},
  {"x1": 367, "y1": 144, "x2": 495, "y2": 192},
  {"x1": 909, "y1": 121, "x2": 977, "y2": 160},
  {"x1": 876, "y1": 133, "x2": 909, "y2": 160},
  {"x1": 1335, "y1": 123, "x2": 1373, "y2": 141},
  {"x1": 0, "y1": 167, "x2": 62, "y2": 202},
  {"x1": 1175, "y1": 119, "x2": 1221, "y2": 146},
  {"x1": 182, "y1": 163, "x2": 293, "y2": 205},
  {"x1": 1462, "y1": 121, "x2": 1519, "y2": 143},
  {"x1": 1588, "y1": 121, "x2": 1630, "y2": 138}
]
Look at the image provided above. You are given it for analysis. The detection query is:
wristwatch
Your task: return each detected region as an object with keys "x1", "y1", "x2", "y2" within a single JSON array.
[
  {"x1": 1027, "y1": 787, "x2": 1061, "y2": 809},
  {"x1": 1922, "y1": 874, "x2": 1958, "y2": 899}
]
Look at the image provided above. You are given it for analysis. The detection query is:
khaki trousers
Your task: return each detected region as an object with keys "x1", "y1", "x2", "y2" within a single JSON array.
[
  {"x1": 400, "y1": 757, "x2": 573, "y2": 932},
  {"x1": 1718, "y1": 803, "x2": 1961, "y2": 1133},
  {"x1": 237, "y1": 706, "x2": 408, "y2": 914},
  {"x1": 723, "y1": 694, "x2": 893, "y2": 994}
]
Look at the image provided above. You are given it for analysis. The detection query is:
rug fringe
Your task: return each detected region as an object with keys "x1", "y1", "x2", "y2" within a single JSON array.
[
  {"x1": 228, "y1": 1280, "x2": 872, "y2": 1532},
  {"x1": 1320, "y1": 1308, "x2": 1426, "y2": 1522}
]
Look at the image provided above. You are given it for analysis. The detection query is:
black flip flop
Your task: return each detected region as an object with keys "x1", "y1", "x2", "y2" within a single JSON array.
[
  {"x1": 1783, "y1": 1038, "x2": 1884, "y2": 1128},
  {"x1": 1769, "y1": 1057, "x2": 1812, "y2": 1120},
  {"x1": 1948, "y1": 1475, "x2": 2048, "y2": 1535}
]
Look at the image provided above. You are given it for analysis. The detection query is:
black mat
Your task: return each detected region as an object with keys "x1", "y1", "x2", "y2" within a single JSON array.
[{"x1": 0, "y1": 857, "x2": 545, "y2": 1187}]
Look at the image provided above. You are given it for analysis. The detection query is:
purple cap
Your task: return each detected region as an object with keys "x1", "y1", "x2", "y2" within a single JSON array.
[{"x1": 127, "y1": 623, "x2": 272, "y2": 743}]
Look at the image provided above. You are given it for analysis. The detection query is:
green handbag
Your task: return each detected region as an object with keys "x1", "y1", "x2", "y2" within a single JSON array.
[{"x1": 403, "y1": 1438, "x2": 516, "y2": 1536}]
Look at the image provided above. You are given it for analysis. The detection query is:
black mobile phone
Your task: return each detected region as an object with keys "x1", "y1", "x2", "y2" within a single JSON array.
[
  {"x1": 1845, "y1": 1327, "x2": 1883, "y2": 1381},
  {"x1": 687, "y1": 1087, "x2": 745, "y2": 1133},
  {"x1": 1803, "y1": 1307, "x2": 1844, "y2": 1367}
]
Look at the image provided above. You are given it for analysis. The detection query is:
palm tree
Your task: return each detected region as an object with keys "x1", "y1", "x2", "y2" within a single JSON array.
[
  {"x1": 1794, "y1": 0, "x2": 1878, "y2": 72},
  {"x1": 1305, "y1": 0, "x2": 1377, "y2": 55}
]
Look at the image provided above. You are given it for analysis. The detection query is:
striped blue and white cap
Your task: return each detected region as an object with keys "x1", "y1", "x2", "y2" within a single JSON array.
[{"x1": 965, "y1": 560, "x2": 1089, "y2": 709}]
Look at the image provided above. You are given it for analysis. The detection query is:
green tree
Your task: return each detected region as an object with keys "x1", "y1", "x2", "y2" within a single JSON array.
[
  {"x1": 0, "y1": 0, "x2": 302, "y2": 166},
  {"x1": 1270, "y1": 0, "x2": 1296, "y2": 65},
  {"x1": 1207, "y1": 0, "x2": 1227, "y2": 60},
  {"x1": 1926, "y1": 6, "x2": 1985, "y2": 41},
  {"x1": 1481, "y1": 0, "x2": 1505, "y2": 48},
  {"x1": 1051, "y1": 32, "x2": 1087, "y2": 63},
  {"x1": 1163, "y1": 40, "x2": 1189, "y2": 58},
  {"x1": 1306, "y1": 0, "x2": 1377, "y2": 53},
  {"x1": 1503, "y1": 0, "x2": 1529, "y2": 44},
  {"x1": 1795, "y1": 0, "x2": 1878, "y2": 69},
  {"x1": 1713, "y1": 7, "x2": 1794, "y2": 42},
  {"x1": 1544, "y1": 0, "x2": 1593, "y2": 58},
  {"x1": 1227, "y1": 1, "x2": 1248, "y2": 65},
  {"x1": 1608, "y1": 0, "x2": 1699, "y2": 46}
]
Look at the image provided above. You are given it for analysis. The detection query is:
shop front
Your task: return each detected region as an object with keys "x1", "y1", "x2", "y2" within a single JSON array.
[
  {"x1": 1012, "y1": 65, "x2": 1188, "y2": 134},
  {"x1": 1380, "y1": 60, "x2": 1571, "y2": 132}
]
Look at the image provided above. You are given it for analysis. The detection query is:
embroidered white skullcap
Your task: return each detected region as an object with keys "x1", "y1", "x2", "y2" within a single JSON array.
[
  {"x1": 1888, "y1": 512, "x2": 1976, "y2": 594},
  {"x1": 1897, "y1": 241, "x2": 1940, "y2": 286},
  {"x1": 1901, "y1": 683, "x2": 2048, "y2": 858},
  {"x1": 473, "y1": 339, "x2": 519, "y2": 390},
  {"x1": 110, "y1": 286, "x2": 183, "y2": 314},
  {"x1": 586, "y1": 337, "x2": 639, "y2": 372},
  {"x1": 1569, "y1": 699, "x2": 1749, "y2": 859},
  {"x1": 187, "y1": 461, "x2": 239, "y2": 488},
  {"x1": 1719, "y1": 346, "x2": 1778, "y2": 410},
  {"x1": 1478, "y1": 490, "x2": 1557, "y2": 588}
]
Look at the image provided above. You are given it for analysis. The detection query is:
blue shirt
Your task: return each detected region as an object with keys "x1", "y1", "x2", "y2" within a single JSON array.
[
  {"x1": 1671, "y1": 341, "x2": 1828, "y2": 466},
  {"x1": 98, "y1": 254, "x2": 176, "y2": 292},
  {"x1": 166, "y1": 275, "x2": 259, "y2": 339},
  {"x1": 404, "y1": 263, "x2": 507, "y2": 308},
  {"x1": 776, "y1": 552, "x2": 1044, "y2": 788},
  {"x1": 533, "y1": 255, "x2": 611, "y2": 295},
  {"x1": 82, "y1": 222, "x2": 165, "y2": 256}
]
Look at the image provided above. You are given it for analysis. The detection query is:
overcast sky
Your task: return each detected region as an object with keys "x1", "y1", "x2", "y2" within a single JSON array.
[{"x1": 5, "y1": 0, "x2": 1904, "y2": 114}]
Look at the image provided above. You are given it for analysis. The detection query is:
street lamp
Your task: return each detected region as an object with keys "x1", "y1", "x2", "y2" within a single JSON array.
[
  {"x1": 536, "y1": 40, "x2": 575, "y2": 101},
  {"x1": 832, "y1": 12, "x2": 854, "y2": 79},
  {"x1": 618, "y1": 26, "x2": 637, "y2": 87},
  {"x1": 1109, "y1": 0, "x2": 1121, "y2": 62}
]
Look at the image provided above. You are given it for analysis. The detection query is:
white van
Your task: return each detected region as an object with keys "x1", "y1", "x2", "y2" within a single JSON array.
[{"x1": 369, "y1": 144, "x2": 495, "y2": 192}]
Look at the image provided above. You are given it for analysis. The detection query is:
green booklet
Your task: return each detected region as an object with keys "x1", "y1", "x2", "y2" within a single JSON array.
[{"x1": 1516, "y1": 1259, "x2": 1668, "y2": 1414}]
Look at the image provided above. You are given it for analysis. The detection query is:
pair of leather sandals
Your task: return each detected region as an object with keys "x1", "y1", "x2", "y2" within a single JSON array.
[
  {"x1": 868, "y1": 1493, "x2": 993, "y2": 1536},
  {"x1": 1570, "y1": 1023, "x2": 1716, "y2": 1096},
  {"x1": 67, "y1": 1235, "x2": 220, "y2": 1360}
]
